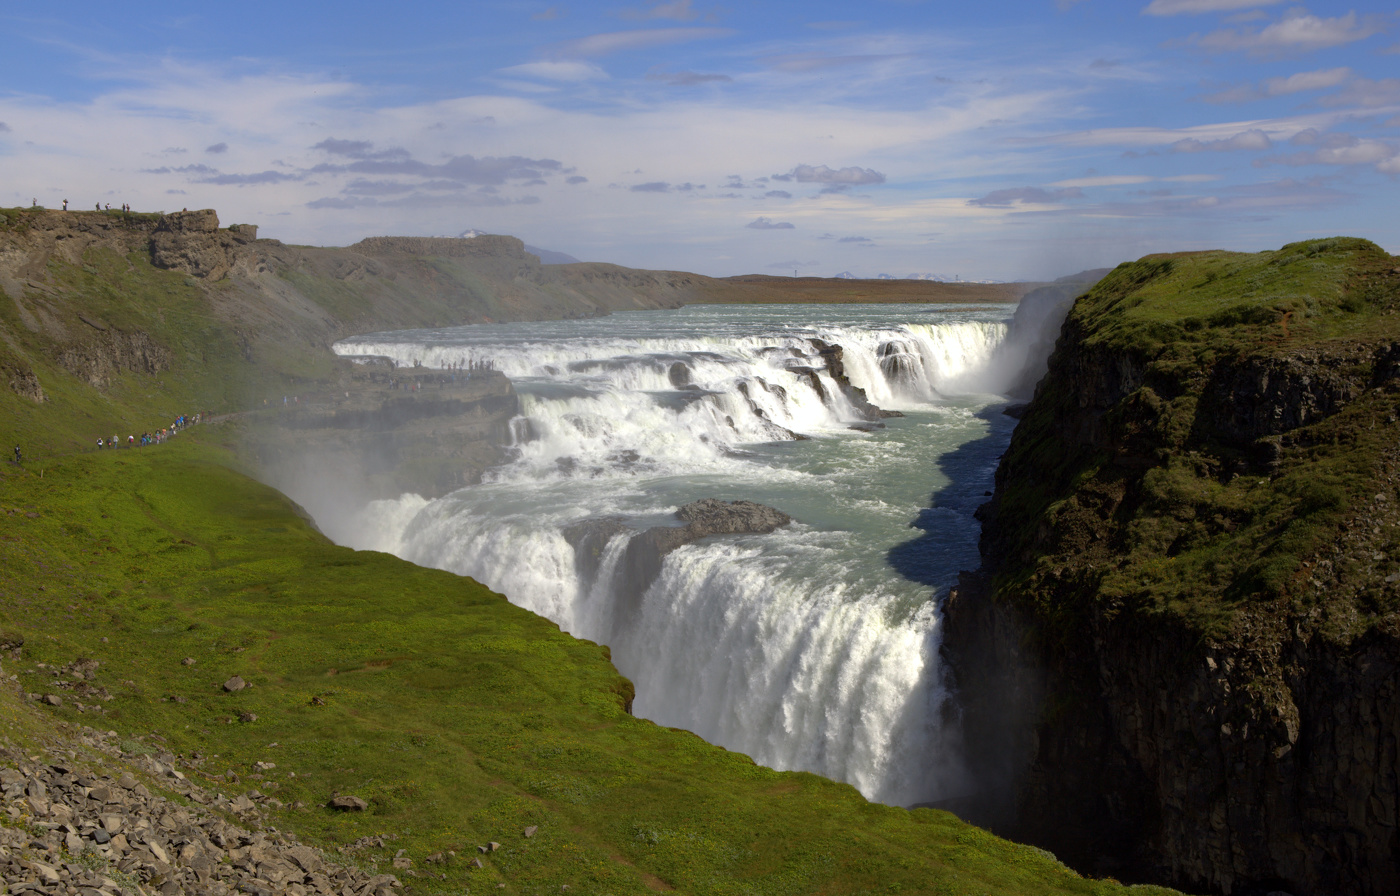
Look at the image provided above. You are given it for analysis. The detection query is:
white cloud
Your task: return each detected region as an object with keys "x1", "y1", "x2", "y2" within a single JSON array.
[
  {"x1": 1049, "y1": 113, "x2": 1347, "y2": 148},
  {"x1": 553, "y1": 27, "x2": 731, "y2": 58},
  {"x1": 1202, "y1": 66, "x2": 1354, "y2": 103},
  {"x1": 499, "y1": 61, "x2": 609, "y2": 82},
  {"x1": 622, "y1": 0, "x2": 700, "y2": 22},
  {"x1": 968, "y1": 186, "x2": 1083, "y2": 207},
  {"x1": 1258, "y1": 138, "x2": 1400, "y2": 170},
  {"x1": 1322, "y1": 77, "x2": 1400, "y2": 108},
  {"x1": 1194, "y1": 11, "x2": 1385, "y2": 56},
  {"x1": 1050, "y1": 175, "x2": 1155, "y2": 187},
  {"x1": 1261, "y1": 67, "x2": 1353, "y2": 95},
  {"x1": 776, "y1": 164, "x2": 886, "y2": 185},
  {"x1": 1172, "y1": 128, "x2": 1272, "y2": 152},
  {"x1": 1143, "y1": 0, "x2": 1283, "y2": 15}
]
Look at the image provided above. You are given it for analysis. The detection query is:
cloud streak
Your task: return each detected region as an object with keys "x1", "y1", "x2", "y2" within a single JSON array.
[
  {"x1": 772, "y1": 164, "x2": 886, "y2": 185},
  {"x1": 968, "y1": 186, "x2": 1084, "y2": 207},
  {"x1": 1191, "y1": 11, "x2": 1386, "y2": 56},
  {"x1": 1143, "y1": 0, "x2": 1284, "y2": 16},
  {"x1": 553, "y1": 27, "x2": 731, "y2": 59}
]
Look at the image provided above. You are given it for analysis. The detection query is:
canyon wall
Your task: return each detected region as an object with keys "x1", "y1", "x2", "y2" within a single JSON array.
[{"x1": 944, "y1": 239, "x2": 1400, "y2": 895}]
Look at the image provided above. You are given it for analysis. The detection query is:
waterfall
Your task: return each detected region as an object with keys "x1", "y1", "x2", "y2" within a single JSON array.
[{"x1": 327, "y1": 304, "x2": 1021, "y2": 806}]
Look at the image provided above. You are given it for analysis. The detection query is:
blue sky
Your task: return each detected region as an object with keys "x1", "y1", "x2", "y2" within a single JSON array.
[{"x1": 2, "y1": 1, "x2": 1397, "y2": 279}]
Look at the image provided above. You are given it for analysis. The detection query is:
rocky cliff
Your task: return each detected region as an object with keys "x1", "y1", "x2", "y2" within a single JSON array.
[
  {"x1": 943, "y1": 238, "x2": 1400, "y2": 896},
  {"x1": 0, "y1": 208, "x2": 713, "y2": 457}
]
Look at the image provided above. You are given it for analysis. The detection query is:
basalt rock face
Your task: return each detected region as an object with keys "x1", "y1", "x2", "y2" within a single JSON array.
[
  {"x1": 55, "y1": 328, "x2": 173, "y2": 387},
  {"x1": 942, "y1": 240, "x2": 1400, "y2": 896},
  {"x1": 149, "y1": 208, "x2": 259, "y2": 280},
  {"x1": 809, "y1": 338, "x2": 902, "y2": 421}
]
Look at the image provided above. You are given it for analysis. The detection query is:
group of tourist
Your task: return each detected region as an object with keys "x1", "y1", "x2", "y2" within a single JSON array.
[
  {"x1": 94, "y1": 413, "x2": 202, "y2": 450},
  {"x1": 31, "y1": 199, "x2": 136, "y2": 212},
  {"x1": 10, "y1": 412, "x2": 203, "y2": 467}
]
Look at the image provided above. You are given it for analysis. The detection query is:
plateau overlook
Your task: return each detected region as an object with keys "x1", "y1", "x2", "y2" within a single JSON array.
[{"x1": 0, "y1": 205, "x2": 1395, "y2": 896}]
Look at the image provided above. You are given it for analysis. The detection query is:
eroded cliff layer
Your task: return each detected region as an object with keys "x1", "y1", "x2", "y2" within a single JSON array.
[{"x1": 944, "y1": 238, "x2": 1400, "y2": 896}]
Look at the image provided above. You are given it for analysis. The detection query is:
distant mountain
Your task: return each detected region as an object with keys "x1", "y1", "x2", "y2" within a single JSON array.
[
  {"x1": 457, "y1": 229, "x2": 581, "y2": 265},
  {"x1": 524, "y1": 245, "x2": 583, "y2": 265},
  {"x1": 871, "y1": 271, "x2": 1006, "y2": 284},
  {"x1": 833, "y1": 271, "x2": 857, "y2": 279}
]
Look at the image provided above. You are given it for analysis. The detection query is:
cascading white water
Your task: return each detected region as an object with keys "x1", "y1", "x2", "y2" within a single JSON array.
[{"x1": 327, "y1": 303, "x2": 1024, "y2": 807}]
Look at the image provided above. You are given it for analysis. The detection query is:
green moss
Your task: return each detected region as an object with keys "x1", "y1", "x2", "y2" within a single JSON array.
[{"x1": 991, "y1": 237, "x2": 1400, "y2": 639}]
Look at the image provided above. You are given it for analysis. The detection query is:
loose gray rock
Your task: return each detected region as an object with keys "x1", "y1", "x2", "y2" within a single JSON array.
[
  {"x1": 0, "y1": 729, "x2": 385, "y2": 896},
  {"x1": 524, "y1": 825, "x2": 538, "y2": 838},
  {"x1": 222, "y1": 675, "x2": 246, "y2": 692},
  {"x1": 328, "y1": 794, "x2": 368, "y2": 811}
]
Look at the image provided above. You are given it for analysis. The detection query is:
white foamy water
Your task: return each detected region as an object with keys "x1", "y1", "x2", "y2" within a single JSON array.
[{"x1": 326, "y1": 303, "x2": 1028, "y2": 806}]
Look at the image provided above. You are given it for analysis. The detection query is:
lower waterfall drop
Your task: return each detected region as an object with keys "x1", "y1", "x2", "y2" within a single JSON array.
[{"x1": 328, "y1": 303, "x2": 1024, "y2": 807}]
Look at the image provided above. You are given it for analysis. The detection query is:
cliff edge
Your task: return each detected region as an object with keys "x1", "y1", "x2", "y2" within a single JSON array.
[{"x1": 944, "y1": 237, "x2": 1400, "y2": 896}]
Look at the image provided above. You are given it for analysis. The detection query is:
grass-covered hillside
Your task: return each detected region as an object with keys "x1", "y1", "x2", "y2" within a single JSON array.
[
  {"x1": 0, "y1": 441, "x2": 1181, "y2": 896},
  {"x1": 990, "y1": 236, "x2": 1400, "y2": 635}
]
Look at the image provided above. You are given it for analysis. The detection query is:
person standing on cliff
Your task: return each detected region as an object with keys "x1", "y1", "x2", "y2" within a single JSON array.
[{"x1": 62, "y1": 199, "x2": 68, "y2": 211}]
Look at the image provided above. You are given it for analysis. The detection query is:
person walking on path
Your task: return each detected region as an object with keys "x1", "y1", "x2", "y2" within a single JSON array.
[{"x1": 12, "y1": 446, "x2": 20, "y2": 464}]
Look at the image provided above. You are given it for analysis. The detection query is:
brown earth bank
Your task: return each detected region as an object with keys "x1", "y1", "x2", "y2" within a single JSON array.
[{"x1": 941, "y1": 240, "x2": 1400, "y2": 896}]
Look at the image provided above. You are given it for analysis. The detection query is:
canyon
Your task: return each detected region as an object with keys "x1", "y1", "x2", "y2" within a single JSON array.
[{"x1": 3, "y1": 207, "x2": 1398, "y2": 895}]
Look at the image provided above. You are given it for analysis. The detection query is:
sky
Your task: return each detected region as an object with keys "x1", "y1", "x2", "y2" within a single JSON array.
[{"x1": 1, "y1": 1, "x2": 1397, "y2": 280}]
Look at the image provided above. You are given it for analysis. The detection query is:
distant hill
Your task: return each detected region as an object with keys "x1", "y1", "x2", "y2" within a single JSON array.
[
  {"x1": 525, "y1": 245, "x2": 583, "y2": 265},
  {"x1": 458, "y1": 228, "x2": 581, "y2": 265}
]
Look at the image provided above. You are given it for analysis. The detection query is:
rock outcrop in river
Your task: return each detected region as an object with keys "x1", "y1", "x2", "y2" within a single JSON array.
[
  {"x1": 564, "y1": 499, "x2": 793, "y2": 639},
  {"x1": 943, "y1": 238, "x2": 1400, "y2": 896}
]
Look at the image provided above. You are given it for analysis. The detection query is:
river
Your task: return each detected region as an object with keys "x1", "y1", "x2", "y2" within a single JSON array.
[{"x1": 326, "y1": 302, "x2": 1029, "y2": 807}]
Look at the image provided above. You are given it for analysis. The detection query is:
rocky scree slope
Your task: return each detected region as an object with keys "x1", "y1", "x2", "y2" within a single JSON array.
[{"x1": 943, "y1": 237, "x2": 1400, "y2": 896}]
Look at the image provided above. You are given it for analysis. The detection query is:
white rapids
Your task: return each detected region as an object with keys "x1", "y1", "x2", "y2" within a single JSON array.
[{"x1": 322, "y1": 302, "x2": 1042, "y2": 806}]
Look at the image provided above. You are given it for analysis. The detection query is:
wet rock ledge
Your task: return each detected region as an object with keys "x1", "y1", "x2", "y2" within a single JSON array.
[{"x1": 565, "y1": 499, "x2": 793, "y2": 638}]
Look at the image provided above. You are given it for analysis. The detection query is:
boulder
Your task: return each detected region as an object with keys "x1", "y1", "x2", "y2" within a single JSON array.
[
  {"x1": 328, "y1": 795, "x2": 368, "y2": 812},
  {"x1": 616, "y1": 499, "x2": 793, "y2": 628},
  {"x1": 222, "y1": 676, "x2": 246, "y2": 692}
]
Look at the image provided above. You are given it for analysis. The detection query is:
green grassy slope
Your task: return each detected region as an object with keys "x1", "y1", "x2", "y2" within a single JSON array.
[
  {"x1": 0, "y1": 442, "x2": 1176, "y2": 896},
  {"x1": 0, "y1": 245, "x2": 337, "y2": 461},
  {"x1": 990, "y1": 236, "x2": 1400, "y2": 637}
]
